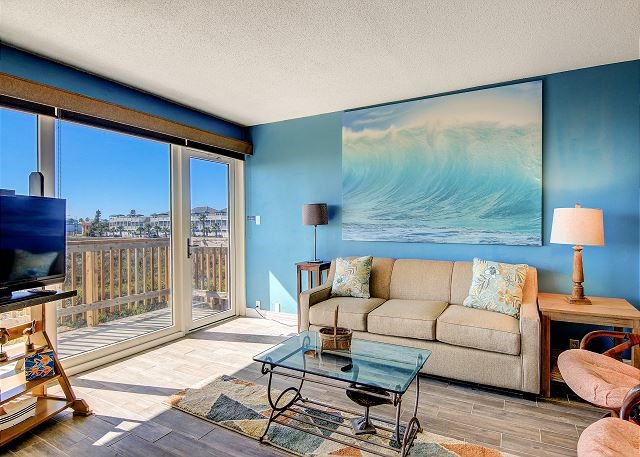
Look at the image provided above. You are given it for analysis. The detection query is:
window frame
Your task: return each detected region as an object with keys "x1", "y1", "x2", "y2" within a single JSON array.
[{"x1": 0, "y1": 110, "x2": 245, "y2": 375}]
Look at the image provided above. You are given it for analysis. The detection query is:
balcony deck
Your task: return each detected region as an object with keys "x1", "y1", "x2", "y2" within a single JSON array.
[{"x1": 57, "y1": 306, "x2": 224, "y2": 359}]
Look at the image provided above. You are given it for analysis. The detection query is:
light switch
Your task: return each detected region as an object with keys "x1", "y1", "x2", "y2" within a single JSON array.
[{"x1": 255, "y1": 215, "x2": 261, "y2": 225}]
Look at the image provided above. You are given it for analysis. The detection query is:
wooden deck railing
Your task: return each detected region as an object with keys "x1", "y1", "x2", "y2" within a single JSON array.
[{"x1": 57, "y1": 237, "x2": 228, "y2": 330}]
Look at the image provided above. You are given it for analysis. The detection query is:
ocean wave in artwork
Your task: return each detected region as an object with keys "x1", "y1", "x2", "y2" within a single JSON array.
[{"x1": 342, "y1": 81, "x2": 542, "y2": 246}]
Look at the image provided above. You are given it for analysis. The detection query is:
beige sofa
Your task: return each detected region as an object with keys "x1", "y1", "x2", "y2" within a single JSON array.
[{"x1": 299, "y1": 258, "x2": 540, "y2": 394}]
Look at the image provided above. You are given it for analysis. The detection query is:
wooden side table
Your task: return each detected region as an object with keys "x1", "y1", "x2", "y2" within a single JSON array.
[
  {"x1": 538, "y1": 292, "x2": 640, "y2": 397},
  {"x1": 296, "y1": 261, "x2": 331, "y2": 332}
]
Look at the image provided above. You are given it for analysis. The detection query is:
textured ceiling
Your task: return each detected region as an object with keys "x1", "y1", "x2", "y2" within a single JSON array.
[{"x1": 0, "y1": 0, "x2": 638, "y2": 126}]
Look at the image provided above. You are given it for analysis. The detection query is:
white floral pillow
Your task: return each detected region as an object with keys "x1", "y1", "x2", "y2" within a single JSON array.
[{"x1": 463, "y1": 258, "x2": 529, "y2": 319}]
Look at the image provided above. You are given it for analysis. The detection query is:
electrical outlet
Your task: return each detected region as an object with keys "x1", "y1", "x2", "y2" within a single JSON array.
[
  {"x1": 255, "y1": 300, "x2": 261, "y2": 309},
  {"x1": 569, "y1": 339, "x2": 580, "y2": 349}
]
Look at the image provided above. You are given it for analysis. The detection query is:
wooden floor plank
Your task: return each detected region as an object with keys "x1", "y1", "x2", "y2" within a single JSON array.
[{"x1": 1, "y1": 317, "x2": 601, "y2": 456}]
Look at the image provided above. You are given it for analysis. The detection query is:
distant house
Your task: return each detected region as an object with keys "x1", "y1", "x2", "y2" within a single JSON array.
[
  {"x1": 149, "y1": 212, "x2": 170, "y2": 236},
  {"x1": 108, "y1": 213, "x2": 149, "y2": 236},
  {"x1": 191, "y1": 206, "x2": 228, "y2": 237},
  {"x1": 66, "y1": 218, "x2": 81, "y2": 235},
  {"x1": 80, "y1": 220, "x2": 92, "y2": 236}
]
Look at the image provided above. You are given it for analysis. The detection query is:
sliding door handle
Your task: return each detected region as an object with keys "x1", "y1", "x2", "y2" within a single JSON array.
[{"x1": 187, "y1": 238, "x2": 201, "y2": 258}]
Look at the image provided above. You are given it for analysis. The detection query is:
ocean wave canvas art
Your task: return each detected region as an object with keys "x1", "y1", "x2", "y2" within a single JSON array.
[{"x1": 342, "y1": 81, "x2": 542, "y2": 245}]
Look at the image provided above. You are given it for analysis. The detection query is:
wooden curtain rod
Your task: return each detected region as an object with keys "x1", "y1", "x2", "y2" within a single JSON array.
[{"x1": 0, "y1": 73, "x2": 252, "y2": 156}]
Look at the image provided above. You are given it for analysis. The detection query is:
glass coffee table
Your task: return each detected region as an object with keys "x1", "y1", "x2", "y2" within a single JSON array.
[{"x1": 253, "y1": 331, "x2": 430, "y2": 456}]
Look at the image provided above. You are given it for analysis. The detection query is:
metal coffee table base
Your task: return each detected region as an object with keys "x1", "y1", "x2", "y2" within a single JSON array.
[{"x1": 259, "y1": 363, "x2": 422, "y2": 457}]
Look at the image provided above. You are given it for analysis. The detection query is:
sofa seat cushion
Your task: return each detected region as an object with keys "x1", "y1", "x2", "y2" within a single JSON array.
[
  {"x1": 367, "y1": 299, "x2": 448, "y2": 340},
  {"x1": 436, "y1": 305, "x2": 521, "y2": 355},
  {"x1": 309, "y1": 297, "x2": 385, "y2": 331}
]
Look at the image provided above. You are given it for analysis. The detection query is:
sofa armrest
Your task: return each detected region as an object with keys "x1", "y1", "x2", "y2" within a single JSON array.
[
  {"x1": 519, "y1": 270, "x2": 540, "y2": 393},
  {"x1": 519, "y1": 300, "x2": 541, "y2": 394},
  {"x1": 299, "y1": 284, "x2": 332, "y2": 331}
]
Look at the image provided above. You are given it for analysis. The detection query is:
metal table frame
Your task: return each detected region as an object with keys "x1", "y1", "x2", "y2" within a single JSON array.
[{"x1": 257, "y1": 337, "x2": 423, "y2": 457}]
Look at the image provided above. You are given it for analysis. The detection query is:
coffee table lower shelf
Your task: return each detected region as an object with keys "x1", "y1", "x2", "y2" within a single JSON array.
[{"x1": 259, "y1": 364, "x2": 422, "y2": 457}]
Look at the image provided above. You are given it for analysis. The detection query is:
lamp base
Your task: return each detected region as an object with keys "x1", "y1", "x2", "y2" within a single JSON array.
[
  {"x1": 565, "y1": 295, "x2": 592, "y2": 305},
  {"x1": 306, "y1": 259, "x2": 323, "y2": 264}
]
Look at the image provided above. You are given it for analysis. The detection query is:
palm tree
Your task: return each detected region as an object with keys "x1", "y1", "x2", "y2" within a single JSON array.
[
  {"x1": 212, "y1": 221, "x2": 221, "y2": 237},
  {"x1": 87, "y1": 210, "x2": 100, "y2": 237},
  {"x1": 198, "y1": 212, "x2": 208, "y2": 237},
  {"x1": 116, "y1": 225, "x2": 125, "y2": 237},
  {"x1": 135, "y1": 226, "x2": 145, "y2": 238}
]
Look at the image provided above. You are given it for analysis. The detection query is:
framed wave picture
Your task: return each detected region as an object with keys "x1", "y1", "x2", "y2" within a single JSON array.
[{"x1": 342, "y1": 81, "x2": 542, "y2": 246}]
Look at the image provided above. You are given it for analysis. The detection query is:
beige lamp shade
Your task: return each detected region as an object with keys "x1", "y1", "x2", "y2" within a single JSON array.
[
  {"x1": 302, "y1": 203, "x2": 328, "y2": 226},
  {"x1": 550, "y1": 204, "x2": 604, "y2": 246}
]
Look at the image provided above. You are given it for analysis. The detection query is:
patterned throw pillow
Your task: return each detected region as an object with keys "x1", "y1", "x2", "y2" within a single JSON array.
[
  {"x1": 330, "y1": 256, "x2": 373, "y2": 299},
  {"x1": 463, "y1": 258, "x2": 529, "y2": 319}
]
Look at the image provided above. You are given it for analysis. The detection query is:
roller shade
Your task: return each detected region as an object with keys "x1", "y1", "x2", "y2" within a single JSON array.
[{"x1": 0, "y1": 73, "x2": 252, "y2": 160}]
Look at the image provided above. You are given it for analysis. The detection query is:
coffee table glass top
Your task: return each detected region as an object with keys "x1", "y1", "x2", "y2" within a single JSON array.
[{"x1": 253, "y1": 331, "x2": 430, "y2": 394}]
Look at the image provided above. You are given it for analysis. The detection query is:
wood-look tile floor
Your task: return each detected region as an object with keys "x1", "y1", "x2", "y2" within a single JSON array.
[{"x1": 1, "y1": 317, "x2": 606, "y2": 456}]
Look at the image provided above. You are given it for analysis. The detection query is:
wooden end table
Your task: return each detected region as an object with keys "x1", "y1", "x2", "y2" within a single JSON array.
[
  {"x1": 538, "y1": 292, "x2": 640, "y2": 397},
  {"x1": 296, "y1": 261, "x2": 331, "y2": 332}
]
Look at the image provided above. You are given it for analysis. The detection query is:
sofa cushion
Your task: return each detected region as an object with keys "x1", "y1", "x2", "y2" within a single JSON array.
[
  {"x1": 389, "y1": 259, "x2": 453, "y2": 301},
  {"x1": 450, "y1": 261, "x2": 474, "y2": 306},
  {"x1": 367, "y1": 299, "x2": 448, "y2": 340},
  {"x1": 436, "y1": 304, "x2": 521, "y2": 355},
  {"x1": 328, "y1": 257, "x2": 396, "y2": 299},
  {"x1": 309, "y1": 297, "x2": 385, "y2": 331}
]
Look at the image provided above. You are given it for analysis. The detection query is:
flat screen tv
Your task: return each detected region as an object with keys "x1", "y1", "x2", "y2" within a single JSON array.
[{"x1": 0, "y1": 195, "x2": 66, "y2": 298}]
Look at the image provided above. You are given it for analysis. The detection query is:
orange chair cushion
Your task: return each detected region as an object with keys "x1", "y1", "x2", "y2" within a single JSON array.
[
  {"x1": 577, "y1": 417, "x2": 640, "y2": 457},
  {"x1": 558, "y1": 349, "x2": 640, "y2": 410}
]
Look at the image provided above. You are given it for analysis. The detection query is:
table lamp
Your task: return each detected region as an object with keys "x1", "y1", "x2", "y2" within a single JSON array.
[
  {"x1": 302, "y1": 203, "x2": 328, "y2": 263},
  {"x1": 550, "y1": 203, "x2": 604, "y2": 305}
]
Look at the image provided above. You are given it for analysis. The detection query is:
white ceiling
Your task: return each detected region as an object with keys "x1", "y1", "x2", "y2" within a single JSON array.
[{"x1": 1, "y1": 1, "x2": 638, "y2": 126}]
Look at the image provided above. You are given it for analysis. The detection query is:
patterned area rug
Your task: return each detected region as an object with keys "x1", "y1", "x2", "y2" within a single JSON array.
[{"x1": 168, "y1": 375, "x2": 512, "y2": 457}]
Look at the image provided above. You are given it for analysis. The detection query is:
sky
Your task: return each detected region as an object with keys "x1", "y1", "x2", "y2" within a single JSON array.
[{"x1": 0, "y1": 108, "x2": 228, "y2": 220}]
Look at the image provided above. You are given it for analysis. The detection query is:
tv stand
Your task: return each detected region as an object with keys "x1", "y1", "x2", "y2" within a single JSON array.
[
  {"x1": 0, "y1": 289, "x2": 91, "y2": 446},
  {"x1": 0, "y1": 290, "x2": 76, "y2": 312}
]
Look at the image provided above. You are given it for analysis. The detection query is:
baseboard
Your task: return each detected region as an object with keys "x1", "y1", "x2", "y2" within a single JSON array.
[{"x1": 246, "y1": 308, "x2": 298, "y2": 326}]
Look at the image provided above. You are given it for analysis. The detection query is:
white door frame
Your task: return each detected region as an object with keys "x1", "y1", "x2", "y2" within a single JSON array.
[{"x1": 180, "y1": 147, "x2": 239, "y2": 331}]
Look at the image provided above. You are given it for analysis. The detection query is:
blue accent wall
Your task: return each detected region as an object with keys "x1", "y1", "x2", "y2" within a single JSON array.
[
  {"x1": 0, "y1": 45, "x2": 246, "y2": 140},
  {"x1": 246, "y1": 61, "x2": 640, "y2": 314}
]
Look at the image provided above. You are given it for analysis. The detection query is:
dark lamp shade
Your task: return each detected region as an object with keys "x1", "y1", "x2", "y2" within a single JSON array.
[{"x1": 302, "y1": 203, "x2": 328, "y2": 226}]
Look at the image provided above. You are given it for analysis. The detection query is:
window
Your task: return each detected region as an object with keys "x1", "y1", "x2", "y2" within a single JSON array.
[
  {"x1": 55, "y1": 121, "x2": 173, "y2": 358},
  {"x1": 0, "y1": 108, "x2": 37, "y2": 195},
  {"x1": 0, "y1": 108, "x2": 38, "y2": 328},
  {"x1": 0, "y1": 102, "x2": 241, "y2": 365}
]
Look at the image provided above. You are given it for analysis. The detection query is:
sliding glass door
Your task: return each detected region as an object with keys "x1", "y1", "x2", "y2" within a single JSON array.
[
  {"x1": 0, "y1": 113, "x2": 240, "y2": 364},
  {"x1": 185, "y1": 151, "x2": 234, "y2": 328},
  {"x1": 55, "y1": 121, "x2": 174, "y2": 358}
]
